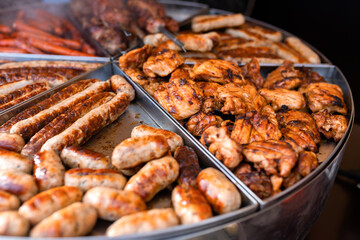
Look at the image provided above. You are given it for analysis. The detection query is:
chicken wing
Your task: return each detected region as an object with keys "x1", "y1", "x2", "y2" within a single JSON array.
[
  {"x1": 119, "y1": 45, "x2": 152, "y2": 69},
  {"x1": 143, "y1": 49, "x2": 184, "y2": 77},
  {"x1": 154, "y1": 68, "x2": 203, "y2": 120},
  {"x1": 217, "y1": 83, "x2": 267, "y2": 116},
  {"x1": 300, "y1": 82, "x2": 347, "y2": 115},
  {"x1": 277, "y1": 109, "x2": 320, "y2": 152},
  {"x1": 200, "y1": 126, "x2": 242, "y2": 169},
  {"x1": 190, "y1": 59, "x2": 248, "y2": 85},
  {"x1": 242, "y1": 140, "x2": 297, "y2": 177},
  {"x1": 263, "y1": 61, "x2": 303, "y2": 89},
  {"x1": 186, "y1": 112, "x2": 223, "y2": 137},
  {"x1": 233, "y1": 163, "x2": 272, "y2": 199},
  {"x1": 312, "y1": 109, "x2": 348, "y2": 142},
  {"x1": 259, "y1": 88, "x2": 306, "y2": 111}
]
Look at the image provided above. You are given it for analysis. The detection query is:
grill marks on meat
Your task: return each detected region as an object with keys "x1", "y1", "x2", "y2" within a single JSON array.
[
  {"x1": 312, "y1": 109, "x2": 348, "y2": 142},
  {"x1": 143, "y1": 49, "x2": 184, "y2": 77},
  {"x1": 173, "y1": 146, "x2": 201, "y2": 187},
  {"x1": 263, "y1": 61, "x2": 303, "y2": 89},
  {"x1": 259, "y1": 88, "x2": 306, "y2": 111},
  {"x1": 186, "y1": 112, "x2": 223, "y2": 137}
]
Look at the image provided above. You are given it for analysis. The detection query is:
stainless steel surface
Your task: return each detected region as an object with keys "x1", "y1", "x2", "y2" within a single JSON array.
[{"x1": 159, "y1": 26, "x2": 187, "y2": 52}]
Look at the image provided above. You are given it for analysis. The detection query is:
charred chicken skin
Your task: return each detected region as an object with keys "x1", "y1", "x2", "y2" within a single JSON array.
[
  {"x1": 186, "y1": 112, "x2": 223, "y2": 137},
  {"x1": 263, "y1": 61, "x2": 303, "y2": 89},
  {"x1": 312, "y1": 109, "x2": 348, "y2": 142}
]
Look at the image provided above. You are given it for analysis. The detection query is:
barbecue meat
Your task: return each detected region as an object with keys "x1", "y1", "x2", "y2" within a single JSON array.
[
  {"x1": 239, "y1": 58, "x2": 264, "y2": 89},
  {"x1": 195, "y1": 82, "x2": 222, "y2": 114},
  {"x1": 186, "y1": 112, "x2": 223, "y2": 137},
  {"x1": 263, "y1": 61, "x2": 303, "y2": 89},
  {"x1": 92, "y1": 0, "x2": 132, "y2": 28},
  {"x1": 217, "y1": 83, "x2": 266, "y2": 116},
  {"x1": 312, "y1": 109, "x2": 348, "y2": 142},
  {"x1": 143, "y1": 49, "x2": 184, "y2": 77},
  {"x1": 296, "y1": 151, "x2": 318, "y2": 177},
  {"x1": 242, "y1": 140, "x2": 297, "y2": 177},
  {"x1": 200, "y1": 126, "x2": 242, "y2": 169},
  {"x1": 259, "y1": 88, "x2": 306, "y2": 111},
  {"x1": 300, "y1": 82, "x2": 347, "y2": 115},
  {"x1": 119, "y1": 45, "x2": 153, "y2": 69}
]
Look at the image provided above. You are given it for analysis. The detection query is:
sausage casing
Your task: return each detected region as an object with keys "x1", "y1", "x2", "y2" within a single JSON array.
[
  {"x1": 0, "y1": 171, "x2": 38, "y2": 202},
  {"x1": 124, "y1": 156, "x2": 179, "y2": 202},
  {"x1": 106, "y1": 208, "x2": 179, "y2": 237},
  {"x1": 0, "y1": 133, "x2": 24, "y2": 152},
  {"x1": 0, "y1": 211, "x2": 30, "y2": 236},
  {"x1": 174, "y1": 146, "x2": 201, "y2": 187},
  {"x1": 30, "y1": 202, "x2": 97, "y2": 238},
  {"x1": 64, "y1": 168, "x2": 127, "y2": 192},
  {"x1": 33, "y1": 150, "x2": 65, "y2": 191},
  {"x1": 0, "y1": 190, "x2": 20, "y2": 211},
  {"x1": 0, "y1": 148, "x2": 32, "y2": 173},
  {"x1": 83, "y1": 186, "x2": 146, "y2": 221},
  {"x1": 131, "y1": 125, "x2": 183, "y2": 152},
  {"x1": 61, "y1": 146, "x2": 111, "y2": 169},
  {"x1": 18, "y1": 186, "x2": 82, "y2": 225},
  {"x1": 197, "y1": 168, "x2": 241, "y2": 214},
  {"x1": 112, "y1": 135, "x2": 170, "y2": 169},
  {"x1": 172, "y1": 185, "x2": 212, "y2": 224}
]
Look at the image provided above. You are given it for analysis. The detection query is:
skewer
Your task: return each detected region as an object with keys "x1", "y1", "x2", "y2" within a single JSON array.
[{"x1": 158, "y1": 26, "x2": 186, "y2": 52}]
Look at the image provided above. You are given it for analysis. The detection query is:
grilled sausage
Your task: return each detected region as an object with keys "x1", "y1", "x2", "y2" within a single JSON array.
[
  {"x1": 0, "y1": 171, "x2": 38, "y2": 202},
  {"x1": 10, "y1": 80, "x2": 110, "y2": 139},
  {"x1": 285, "y1": 37, "x2": 320, "y2": 64},
  {"x1": 64, "y1": 168, "x2": 127, "y2": 192},
  {"x1": 106, "y1": 208, "x2": 179, "y2": 237},
  {"x1": 124, "y1": 156, "x2": 179, "y2": 202},
  {"x1": 83, "y1": 186, "x2": 146, "y2": 221},
  {"x1": 0, "y1": 60, "x2": 101, "y2": 71},
  {"x1": 0, "y1": 79, "x2": 98, "y2": 133},
  {"x1": 41, "y1": 89, "x2": 132, "y2": 153},
  {"x1": 33, "y1": 150, "x2": 65, "y2": 191},
  {"x1": 112, "y1": 135, "x2": 170, "y2": 170},
  {"x1": 60, "y1": 146, "x2": 111, "y2": 169},
  {"x1": 197, "y1": 168, "x2": 241, "y2": 214},
  {"x1": 110, "y1": 75, "x2": 135, "y2": 100},
  {"x1": 0, "y1": 211, "x2": 30, "y2": 236},
  {"x1": 0, "y1": 82, "x2": 49, "y2": 105},
  {"x1": 0, "y1": 148, "x2": 32, "y2": 173},
  {"x1": 131, "y1": 125, "x2": 183, "y2": 152},
  {"x1": 192, "y1": 14, "x2": 245, "y2": 32},
  {"x1": 174, "y1": 146, "x2": 201, "y2": 187},
  {"x1": 22, "y1": 92, "x2": 114, "y2": 158},
  {"x1": 0, "y1": 80, "x2": 35, "y2": 96},
  {"x1": 0, "y1": 190, "x2": 20, "y2": 211},
  {"x1": 18, "y1": 186, "x2": 82, "y2": 225},
  {"x1": 0, "y1": 133, "x2": 24, "y2": 152},
  {"x1": 172, "y1": 185, "x2": 212, "y2": 224},
  {"x1": 30, "y1": 202, "x2": 97, "y2": 238}
]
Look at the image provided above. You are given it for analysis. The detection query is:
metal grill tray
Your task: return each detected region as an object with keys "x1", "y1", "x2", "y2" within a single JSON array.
[
  {"x1": 117, "y1": 62, "x2": 354, "y2": 208},
  {"x1": 0, "y1": 62, "x2": 258, "y2": 240}
]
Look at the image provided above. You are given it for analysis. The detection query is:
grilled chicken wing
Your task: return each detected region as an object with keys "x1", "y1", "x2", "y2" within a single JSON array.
[
  {"x1": 217, "y1": 83, "x2": 267, "y2": 116},
  {"x1": 277, "y1": 109, "x2": 320, "y2": 152},
  {"x1": 259, "y1": 88, "x2": 306, "y2": 111},
  {"x1": 154, "y1": 68, "x2": 203, "y2": 120},
  {"x1": 190, "y1": 59, "x2": 247, "y2": 85},
  {"x1": 242, "y1": 140, "x2": 297, "y2": 177},
  {"x1": 234, "y1": 163, "x2": 272, "y2": 199},
  {"x1": 186, "y1": 112, "x2": 223, "y2": 137},
  {"x1": 263, "y1": 61, "x2": 303, "y2": 89},
  {"x1": 300, "y1": 82, "x2": 347, "y2": 115},
  {"x1": 200, "y1": 126, "x2": 242, "y2": 169},
  {"x1": 231, "y1": 105, "x2": 282, "y2": 144},
  {"x1": 312, "y1": 109, "x2": 348, "y2": 142},
  {"x1": 119, "y1": 45, "x2": 152, "y2": 69}
]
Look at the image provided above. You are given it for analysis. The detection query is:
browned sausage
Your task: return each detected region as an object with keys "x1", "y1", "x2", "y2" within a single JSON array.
[
  {"x1": 124, "y1": 156, "x2": 179, "y2": 202},
  {"x1": 197, "y1": 168, "x2": 241, "y2": 214},
  {"x1": 83, "y1": 186, "x2": 146, "y2": 221},
  {"x1": 60, "y1": 146, "x2": 111, "y2": 169},
  {"x1": 64, "y1": 168, "x2": 127, "y2": 192},
  {"x1": 0, "y1": 133, "x2": 24, "y2": 152},
  {"x1": 0, "y1": 171, "x2": 38, "y2": 202},
  {"x1": 106, "y1": 208, "x2": 179, "y2": 237},
  {"x1": 0, "y1": 82, "x2": 49, "y2": 105},
  {"x1": 0, "y1": 148, "x2": 32, "y2": 173},
  {"x1": 174, "y1": 146, "x2": 201, "y2": 187},
  {"x1": 21, "y1": 92, "x2": 114, "y2": 158},
  {"x1": 0, "y1": 61, "x2": 101, "y2": 71},
  {"x1": 131, "y1": 125, "x2": 183, "y2": 152},
  {"x1": 33, "y1": 150, "x2": 65, "y2": 191},
  {"x1": 0, "y1": 79, "x2": 98, "y2": 133},
  {"x1": 0, "y1": 190, "x2": 20, "y2": 211},
  {"x1": 0, "y1": 211, "x2": 30, "y2": 236},
  {"x1": 30, "y1": 202, "x2": 97, "y2": 237},
  {"x1": 172, "y1": 185, "x2": 212, "y2": 224},
  {"x1": 112, "y1": 135, "x2": 170, "y2": 169},
  {"x1": 19, "y1": 186, "x2": 82, "y2": 225}
]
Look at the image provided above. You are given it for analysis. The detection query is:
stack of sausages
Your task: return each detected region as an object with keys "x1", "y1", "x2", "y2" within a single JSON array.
[
  {"x1": 0, "y1": 9, "x2": 96, "y2": 56},
  {"x1": 0, "y1": 60, "x2": 102, "y2": 112}
]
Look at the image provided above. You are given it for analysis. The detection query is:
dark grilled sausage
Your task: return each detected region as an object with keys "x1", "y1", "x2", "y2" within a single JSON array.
[{"x1": 174, "y1": 146, "x2": 201, "y2": 187}]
